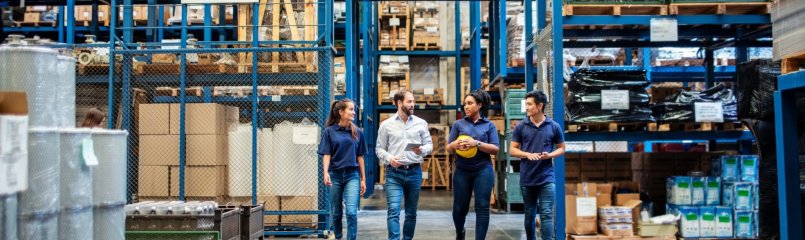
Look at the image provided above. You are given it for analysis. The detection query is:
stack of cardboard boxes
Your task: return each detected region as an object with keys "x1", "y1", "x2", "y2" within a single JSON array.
[
  {"x1": 566, "y1": 182, "x2": 643, "y2": 238},
  {"x1": 412, "y1": 2, "x2": 440, "y2": 47},
  {"x1": 138, "y1": 103, "x2": 237, "y2": 200},
  {"x1": 631, "y1": 152, "x2": 719, "y2": 213},
  {"x1": 412, "y1": 88, "x2": 444, "y2": 104},
  {"x1": 22, "y1": 6, "x2": 56, "y2": 23},
  {"x1": 379, "y1": 1, "x2": 409, "y2": 49},
  {"x1": 378, "y1": 56, "x2": 410, "y2": 104},
  {"x1": 74, "y1": 5, "x2": 111, "y2": 25}
]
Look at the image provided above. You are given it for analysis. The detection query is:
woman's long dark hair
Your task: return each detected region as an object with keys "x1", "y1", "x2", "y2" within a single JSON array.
[
  {"x1": 81, "y1": 107, "x2": 105, "y2": 128},
  {"x1": 465, "y1": 90, "x2": 492, "y2": 117},
  {"x1": 326, "y1": 99, "x2": 359, "y2": 140}
]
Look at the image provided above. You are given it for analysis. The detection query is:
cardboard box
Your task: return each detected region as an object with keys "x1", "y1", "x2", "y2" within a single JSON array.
[
  {"x1": 185, "y1": 166, "x2": 227, "y2": 197},
  {"x1": 599, "y1": 223, "x2": 633, "y2": 237},
  {"x1": 139, "y1": 166, "x2": 170, "y2": 197},
  {"x1": 170, "y1": 103, "x2": 227, "y2": 135},
  {"x1": 715, "y1": 206, "x2": 733, "y2": 238},
  {"x1": 638, "y1": 222, "x2": 678, "y2": 237},
  {"x1": 139, "y1": 104, "x2": 171, "y2": 134},
  {"x1": 24, "y1": 13, "x2": 41, "y2": 22},
  {"x1": 139, "y1": 135, "x2": 179, "y2": 166},
  {"x1": 596, "y1": 183, "x2": 613, "y2": 207},
  {"x1": 0, "y1": 92, "x2": 28, "y2": 194},
  {"x1": 187, "y1": 134, "x2": 228, "y2": 166},
  {"x1": 678, "y1": 206, "x2": 700, "y2": 238},
  {"x1": 699, "y1": 206, "x2": 717, "y2": 237},
  {"x1": 281, "y1": 195, "x2": 317, "y2": 227},
  {"x1": 566, "y1": 182, "x2": 599, "y2": 235}
]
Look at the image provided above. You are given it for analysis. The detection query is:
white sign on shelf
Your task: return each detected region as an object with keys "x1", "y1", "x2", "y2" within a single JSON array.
[
  {"x1": 650, "y1": 18, "x2": 678, "y2": 42},
  {"x1": 601, "y1": 90, "x2": 629, "y2": 110},
  {"x1": 271, "y1": 95, "x2": 282, "y2": 102},
  {"x1": 576, "y1": 197, "x2": 597, "y2": 217},
  {"x1": 521, "y1": 99, "x2": 527, "y2": 113},
  {"x1": 390, "y1": 18, "x2": 401, "y2": 27},
  {"x1": 182, "y1": 0, "x2": 258, "y2": 3},
  {"x1": 426, "y1": 27, "x2": 438, "y2": 33},
  {"x1": 694, "y1": 102, "x2": 724, "y2": 123}
]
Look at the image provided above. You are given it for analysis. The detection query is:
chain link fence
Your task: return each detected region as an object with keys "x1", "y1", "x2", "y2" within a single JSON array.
[{"x1": 64, "y1": 1, "x2": 334, "y2": 236}]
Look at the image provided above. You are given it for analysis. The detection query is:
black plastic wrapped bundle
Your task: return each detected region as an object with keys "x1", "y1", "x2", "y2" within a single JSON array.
[
  {"x1": 651, "y1": 84, "x2": 738, "y2": 122},
  {"x1": 736, "y1": 60, "x2": 781, "y2": 121},
  {"x1": 565, "y1": 69, "x2": 655, "y2": 123}
]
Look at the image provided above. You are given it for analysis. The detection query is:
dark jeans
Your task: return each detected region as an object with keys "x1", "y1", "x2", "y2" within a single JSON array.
[
  {"x1": 452, "y1": 165, "x2": 494, "y2": 240},
  {"x1": 385, "y1": 165, "x2": 422, "y2": 240},
  {"x1": 522, "y1": 183, "x2": 556, "y2": 240},
  {"x1": 329, "y1": 168, "x2": 360, "y2": 240}
]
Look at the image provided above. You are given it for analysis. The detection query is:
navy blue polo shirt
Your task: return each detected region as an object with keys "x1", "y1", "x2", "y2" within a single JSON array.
[
  {"x1": 512, "y1": 116, "x2": 564, "y2": 187},
  {"x1": 317, "y1": 125, "x2": 366, "y2": 170},
  {"x1": 448, "y1": 116, "x2": 500, "y2": 171}
]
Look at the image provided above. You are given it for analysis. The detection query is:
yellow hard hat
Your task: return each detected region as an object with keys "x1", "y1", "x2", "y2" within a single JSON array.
[{"x1": 456, "y1": 135, "x2": 478, "y2": 158}]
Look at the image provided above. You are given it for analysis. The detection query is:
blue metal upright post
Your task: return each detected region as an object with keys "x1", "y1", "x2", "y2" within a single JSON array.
[
  {"x1": 124, "y1": 1, "x2": 134, "y2": 44},
  {"x1": 218, "y1": 4, "x2": 227, "y2": 42},
  {"x1": 204, "y1": 4, "x2": 212, "y2": 48},
  {"x1": 361, "y1": 0, "x2": 377, "y2": 197},
  {"x1": 251, "y1": 2, "x2": 260, "y2": 205},
  {"x1": 178, "y1": 4, "x2": 188, "y2": 201},
  {"x1": 525, "y1": 0, "x2": 534, "y2": 92},
  {"x1": 498, "y1": 0, "x2": 507, "y2": 78},
  {"x1": 470, "y1": 1, "x2": 481, "y2": 90},
  {"x1": 455, "y1": 2, "x2": 462, "y2": 107},
  {"x1": 147, "y1": 1, "x2": 156, "y2": 43},
  {"x1": 625, "y1": 48, "x2": 633, "y2": 66},
  {"x1": 643, "y1": 48, "x2": 652, "y2": 81},
  {"x1": 774, "y1": 72, "x2": 804, "y2": 240},
  {"x1": 66, "y1": 1, "x2": 75, "y2": 44},
  {"x1": 346, "y1": 0, "x2": 356, "y2": 100},
  {"x1": 552, "y1": 0, "x2": 566, "y2": 237}
]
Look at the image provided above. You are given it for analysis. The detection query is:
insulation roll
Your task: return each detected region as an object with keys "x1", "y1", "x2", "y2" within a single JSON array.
[
  {"x1": 228, "y1": 124, "x2": 257, "y2": 197},
  {"x1": 271, "y1": 121, "x2": 319, "y2": 196},
  {"x1": 56, "y1": 56, "x2": 77, "y2": 128},
  {"x1": 258, "y1": 128, "x2": 275, "y2": 195},
  {"x1": 1, "y1": 194, "x2": 17, "y2": 240},
  {"x1": 90, "y1": 129, "x2": 128, "y2": 204},
  {"x1": 58, "y1": 206, "x2": 92, "y2": 240},
  {"x1": 0, "y1": 45, "x2": 58, "y2": 127},
  {"x1": 60, "y1": 129, "x2": 93, "y2": 209},
  {"x1": 17, "y1": 210, "x2": 58, "y2": 240},
  {"x1": 93, "y1": 203, "x2": 125, "y2": 240},
  {"x1": 19, "y1": 129, "x2": 60, "y2": 215}
]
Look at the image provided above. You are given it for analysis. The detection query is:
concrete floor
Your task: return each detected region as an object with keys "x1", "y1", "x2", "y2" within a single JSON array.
[{"x1": 275, "y1": 187, "x2": 531, "y2": 239}]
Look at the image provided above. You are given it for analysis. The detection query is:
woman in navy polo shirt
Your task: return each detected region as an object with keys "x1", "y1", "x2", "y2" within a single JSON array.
[
  {"x1": 447, "y1": 90, "x2": 500, "y2": 240},
  {"x1": 318, "y1": 99, "x2": 366, "y2": 240}
]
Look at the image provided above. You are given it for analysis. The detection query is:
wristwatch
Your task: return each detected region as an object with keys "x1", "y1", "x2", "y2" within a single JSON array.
[{"x1": 476, "y1": 141, "x2": 482, "y2": 147}]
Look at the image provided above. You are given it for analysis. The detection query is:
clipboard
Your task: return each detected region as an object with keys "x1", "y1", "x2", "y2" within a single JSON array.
[{"x1": 404, "y1": 143, "x2": 422, "y2": 151}]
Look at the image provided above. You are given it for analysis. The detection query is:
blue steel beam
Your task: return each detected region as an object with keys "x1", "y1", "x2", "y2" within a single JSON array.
[
  {"x1": 566, "y1": 131, "x2": 755, "y2": 142},
  {"x1": 361, "y1": 0, "x2": 376, "y2": 197},
  {"x1": 250, "y1": 1, "x2": 259, "y2": 206},
  {"x1": 564, "y1": 15, "x2": 770, "y2": 26},
  {"x1": 498, "y1": 0, "x2": 506, "y2": 78},
  {"x1": 178, "y1": 3, "x2": 188, "y2": 201},
  {"x1": 471, "y1": 0, "x2": 481, "y2": 90},
  {"x1": 346, "y1": 0, "x2": 356, "y2": 99},
  {"x1": 552, "y1": 0, "x2": 566, "y2": 237},
  {"x1": 66, "y1": 0, "x2": 74, "y2": 43},
  {"x1": 774, "y1": 71, "x2": 804, "y2": 240},
  {"x1": 524, "y1": 0, "x2": 534, "y2": 92},
  {"x1": 455, "y1": 1, "x2": 462, "y2": 109},
  {"x1": 203, "y1": 4, "x2": 212, "y2": 48}
]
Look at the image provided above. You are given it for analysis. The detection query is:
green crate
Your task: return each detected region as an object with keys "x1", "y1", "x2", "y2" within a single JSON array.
[
  {"x1": 566, "y1": 0, "x2": 668, "y2": 5},
  {"x1": 126, "y1": 231, "x2": 221, "y2": 240},
  {"x1": 506, "y1": 173, "x2": 524, "y2": 203}
]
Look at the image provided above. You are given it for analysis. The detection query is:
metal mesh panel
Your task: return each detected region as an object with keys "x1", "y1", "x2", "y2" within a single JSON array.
[{"x1": 537, "y1": 24, "x2": 554, "y2": 119}]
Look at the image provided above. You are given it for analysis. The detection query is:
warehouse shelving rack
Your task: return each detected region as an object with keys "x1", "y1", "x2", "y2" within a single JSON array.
[
  {"x1": 774, "y1": 70, "x2": 804, "y2": 240},
  {"x1": 486, "y1": 0, "x2": 773, "y2": 236},
  {"x1": 353, "y1": 1, "x2": 487, "y2": 196}
]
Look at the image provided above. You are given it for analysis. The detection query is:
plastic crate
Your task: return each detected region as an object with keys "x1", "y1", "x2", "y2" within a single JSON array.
[
  {"x1": 670, "y1": 0, "x2": 769, "y2": 2},
  {"x1": 214, "y1": 208, "x2": 242, "y2": 240},
  {"x1": 566, "y1": 0, "x2": 668, "y2": 4},
  {"x1": 126, "y1": 215, "x2": 216, "y2": 231},
  {"x1": 125, "y1": 230, "x2": 220, "y2": 240},
  {"x1": 222, "y1": 204, "x2": 265, "y2": 240}
]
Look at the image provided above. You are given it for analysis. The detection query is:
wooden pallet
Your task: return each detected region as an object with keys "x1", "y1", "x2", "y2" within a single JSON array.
[
  {"x1": 212, "y1": 86, "x2": 271, "y2": 97},
  {"x1": 218, "y1": 64, "x2": 239, "y2": 74},
  {"x1": 135, "y1": 63, "x2": 180, "y2": 75},
  {"x1": 13, "y1": 21, "x2": 57, "y2": 27},
  {"x1": 563, "y1": 4, "x2": 668, "y2": 16},
  {"x1": 781, "y1": 50, "x2": 805, "y2": 74},
  {"x1": 76, "y1": 20, "x2": 109, "y2": 27},
  {"x1": 378, "y1": 2, "x2": 411, "y2": 52},
  {"x1": 379, "y1": 44, "x2": 409, "y2": 51},
  {"x1": 411, "y1": 41, "x2": 441, "y2": 50},
  {"x1": 276, "y1": 86, "x2": 318, "y2": 96},
  {"x1": 186, "y1": 64, "x2": 221, "y2": 74},
  {"x1": 566, "y1": 122, "x2": 650, "y2": 132},
  {"x1": 154, "y1": 86, "x2": 205, "y2": 97},
  {"x1": 656, "y1": 122, "x2": 746, "y2": 132},
  {"x1": 669, "y1": 2, "x2": 772, "y2": 15},
  {"x1": 237, "y1": 62, "x2": 313, "y2": 73},
  {"x1": 421, "y1": 154, "x2": 451, "y2": 190}
]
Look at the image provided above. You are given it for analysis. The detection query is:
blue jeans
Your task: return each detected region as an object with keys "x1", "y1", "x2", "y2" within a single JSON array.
[
  {"x1": 452, "y1": 165, "x2": 494, "y2": 240},
  {"x1": 522, "y1": 183, "x2": 555, "y2": 240},
  {"x1": 329, "y1": 168, "x2": 360, "y2": 240},
  {"x1": 385, "y1": 165, "x2": 422, "y2": 240}
]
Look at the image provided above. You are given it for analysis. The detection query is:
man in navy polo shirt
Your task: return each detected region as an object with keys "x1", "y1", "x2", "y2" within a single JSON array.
[{"x1": 509, "y1": 90, "x2": 565, "y2": 240}]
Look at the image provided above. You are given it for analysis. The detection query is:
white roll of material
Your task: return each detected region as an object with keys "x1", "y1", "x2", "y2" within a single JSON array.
[
  {"x1": 18, "y1": 210, "x2": 58, "y2": 240},
  {"x1": 1, "y1": 194, "x2": 17, "y2": 240},
  {"x1": 90, "y1": 129, "x2": 128, "y2": 204},
  {"x1": 228, "y1": 124, "x2": 254, "y2": 197},
  {"x1": 271, "y1": 120, "x2": 320, "y2": 196},
  {"x1": 58, "y1": 206, "x2": 92, "y2": 240},
  {"x1": 0, "y1": 45, "x2": 58, "y2": 127},
  {"x1": 20, "y1": 128, "x2": 61, "y2": 215},
  {"x1": 93, "y1": 204, "x2": 125, "y2": 240},
  {"x1": 258, "y1": 128, "x2": 276, "y2": 196},
  {"x1": 59, "y1": 129, "x2": 94, "y2": 208},
  {"x1": 56, "y1": 56, "x2": 77, "y2": 128}
]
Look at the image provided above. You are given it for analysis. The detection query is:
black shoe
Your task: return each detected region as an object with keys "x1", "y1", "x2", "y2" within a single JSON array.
[{"x1": 456, "y1": 229, "x2": 465, "y2": 240}]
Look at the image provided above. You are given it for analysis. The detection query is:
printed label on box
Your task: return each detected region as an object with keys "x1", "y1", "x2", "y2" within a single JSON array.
[
  {"x1": 0, "y1": 116, "x2": 28, "y2": 155},
  {"x1": 292, "y1": 126, "x2": 319, "y2": 145},
  {"x1": 650, "y1": 18, "x2": 678, "y2": 42},
  {"x1": 601, "y1": 90, "x2": 629, "y2": 110},
  {"x1": 576, "y1": 197, "x2": 596, "y2": 217},
  {"x1": 427, "y1": 27, "x2": 438, "y2": 33},
  {"x1": 424, "y1": 88, "x2": 434, "y2": 95},
  {"x1": 390, "y1": 18, "x2": 400, "y2": 26}
]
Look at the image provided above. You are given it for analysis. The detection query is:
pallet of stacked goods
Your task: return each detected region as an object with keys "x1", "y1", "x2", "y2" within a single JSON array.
[
  {"x1": 74, "y1": 5, "x2": 111, "y2": 26},
  {"x1": 411, "y1": 1, "x2": 440, "y2": 50},
  {"x1": 563, "y1": 0, "x2": 668, "y2": 16},
  {"x1": 421, "y1": 125, "x2": 451, "y2": 190},
  {"x1": 650, "y1": 84, "x2": 747, "y2": 132},
  {"x1": 565, "y1": 69, "x2": 655, "y2": 132},
  {"x1": 377, "y1": 55, "x2": 410, "y2": 104},
  {"x1": 506, "y1": 2, "x2": 538, "y2": 67},
  {"x1": 378, "y1": 1, "x2": 411, "y2": 51},
  {"x1": 14, "y1": 6, "x2": 58, "y2": 27},
  {"x1": 669, "y1": 0, "x2": 772, "y2": 16}
]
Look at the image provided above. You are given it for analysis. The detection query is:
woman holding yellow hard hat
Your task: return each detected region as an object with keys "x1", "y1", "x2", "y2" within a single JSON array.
[{"x1": 447, "y1": 90, "x2": 500, "y2": 240}]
